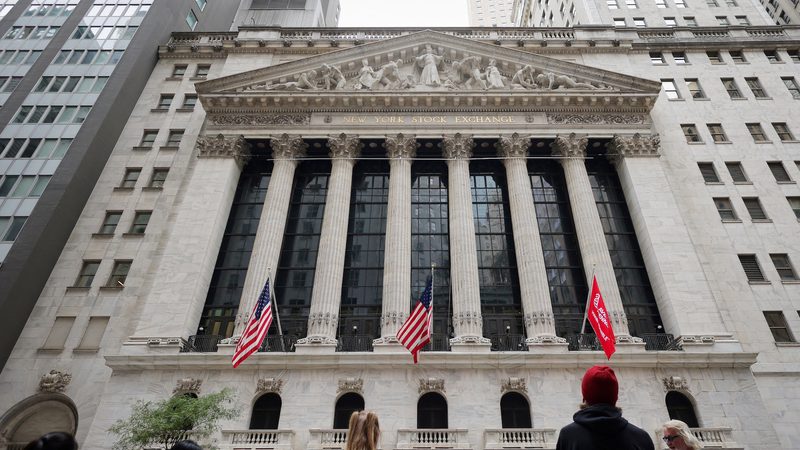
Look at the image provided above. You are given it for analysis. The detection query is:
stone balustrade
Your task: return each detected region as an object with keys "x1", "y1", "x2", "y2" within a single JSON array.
[
  {"x1": 483, "y1": 429, "x2": 557, "y2": 449},
  {"x1": 692, "y1": 427, "x2": 741, "y2": 449},
  {"x1": 396, "y1": 429, "x2": 470, "y2": 449},
  {"x1": 308, "y1": 429, "x2": 348, "y2": 450},
  {"x1": 219, "y1": 430, "x2": 294, "y2": 450}
]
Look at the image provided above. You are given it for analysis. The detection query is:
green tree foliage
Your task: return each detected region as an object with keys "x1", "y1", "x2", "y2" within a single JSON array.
[{"x1": 109, "y1": 388, "x2": 238, "y2": 450}]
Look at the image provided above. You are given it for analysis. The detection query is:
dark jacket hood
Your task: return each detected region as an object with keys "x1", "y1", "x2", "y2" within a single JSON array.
[{"x1": 572, "y1": 404, "x2": 629, "y2": 436}]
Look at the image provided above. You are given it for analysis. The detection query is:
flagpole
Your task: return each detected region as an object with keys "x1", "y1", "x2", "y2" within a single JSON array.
[
  {"x1": 580, "y1": 265, "x2": 596, "y2": 335},
  {"x1": 268, "y1": 267, "x2": 286, "y2": 352}
]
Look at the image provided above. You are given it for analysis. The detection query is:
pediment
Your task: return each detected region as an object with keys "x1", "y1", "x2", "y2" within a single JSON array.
[{"x1": 196, "y1": 30, "x2": 660, "y2": 114}]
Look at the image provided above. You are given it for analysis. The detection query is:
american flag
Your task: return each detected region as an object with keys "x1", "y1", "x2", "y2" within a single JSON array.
[
  {"x1": 232, "y1": 278, "x2": 273, "y2": 368},
  {"x1": 396, "y1": 276, "x2": 433, "y2": 363}
]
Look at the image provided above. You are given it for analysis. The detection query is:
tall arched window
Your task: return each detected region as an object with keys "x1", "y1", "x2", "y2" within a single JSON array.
[
  {"x1": 250, "y1": 393, "x2": 282, "y2": 429},
  {"x1": 417, "y1": 392, "x2": 448, "y2": 429},
  {"x1": 500, "y1": 392, "x2": 532, "y2": 428},
  {"x1": 333, "y1": 393, "x2": 364, "y2": 429},
  {"x1": 665, "y1": 391, "x2": 699, "y2": 428}
]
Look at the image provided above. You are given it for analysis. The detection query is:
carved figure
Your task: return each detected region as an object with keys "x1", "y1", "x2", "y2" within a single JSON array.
[
  {"x1": 39, "y1": 370, "x2": 72, "y2": 393},
  {"x1": 266, "y1": 69, "x2": 319, "y2": 91},
  {"x1": 511, "y1": 65, "x2": 538, "y2": 89},
  {"x1": 356, "y1": 59, "x2": 379, "y2": 90},
  {"x1": 484, "y1": 59, "x2": 505, "y2": 89},
  {"x1": 415, "y1": 45, "x2": 443, "y2": 86},
  {"x1": 320, "y1": 64, "x2": 346, "y2": 90},
  {"x1": 450, "y1": 55, "x2": 487, "y2": 90},
  {"x1": 535, "y1": 72, "x2": 601, "y2": 90},
  {"x1": 377, "y1": 59, "x2": 412, "y2": 89}
]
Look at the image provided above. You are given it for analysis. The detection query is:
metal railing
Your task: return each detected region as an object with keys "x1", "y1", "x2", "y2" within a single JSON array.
[
  {"x1": 566, "y1": 333, "x2": 681, "y2": 351},
  {"x1": 336, "y1": 335, "x2": 375, "y2": 352},
  {"x1": 484, "y1": 428, "x2": 557, "y2": 449},
  {"x1": 489, "y1": 334, "x2": 527, "y2": 351},
  {"x1": 180, "y1": 334, "x2": 221, "y2": 353},
  {"x1": 420, "y1": 334, "x2": 451, "y2": 352},
  {"x1": 566, "y1": 334, "x2": 602, "y2": 351},
  {"x1": 258, "y1": 335, "x2": 298, "y2": 353}
]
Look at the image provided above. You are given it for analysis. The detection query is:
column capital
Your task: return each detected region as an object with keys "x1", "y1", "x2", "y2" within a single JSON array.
[
  {"x1": 384, "y1": 133, "x2": 418, "y2": 159},
  {"x1": 607, "y1": 133, "x2": 661, "y2": 163},
  {"x1": 328, "y1": 133, "x2": 362, "y2": 160},
  {"x1": 496, "y1": 133, "x2": 530, "y2": 159},
  {"x1": 551, "y1": 133, "x2": 588, "y2": 158},
  {"x1": 270, "y1": 134, "x2": 308, "y2": 160},
  {"x1": 196, "y1": 134, "x2": 251, "y2": 164},
  {"x1": 443, "y1": 133, "x2": 474, "y2": 159}
]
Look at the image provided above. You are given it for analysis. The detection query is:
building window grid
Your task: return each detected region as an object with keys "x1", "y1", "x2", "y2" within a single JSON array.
[
  {"x1": 149, "y1": 169, "x2": 169, "y2": 188},
  {"x1": 75, "y1": 260, "x2": 100, "y2": 288},
  {"x1": 764, "y1": 311, "x2": 795, "y2": 342},
  {"x1": 140, "y1": 130, "x2": 158, "y2": 148},
  {"x1": 745, "y1": 77, "x2": 768, "y2": 98},
  {"x1": 662, "y1": 79, "x2": 681, "y2": 99},
  {"x1": 684, "y1": 16, "x2": 697, "y2": 25},
  {"x1": 98, "y1": 211, "x2": 121, "y2": 235},
  {"x1": 770, "y1": 254, "x2": 798, "y2": 281},
  {"x1": 787, "y1": 197, "x2": 800, "y2": 219},
  {"x1": 773, "y1": 123, "x2": 795, "y2": 141},
  {"x1": 682, "y1": 124, "x2": 703, "y2": 143},
  {"x1": 166, "y1": 130, "x2": 184, "y2": 147},
  {"x1": 707, "y1": 50, "x2": 723, "y2": 63},
  {"x1": 747, "y1": 123, "x2": 769, "y2": 142},
  {"x1": 129, "y1": 211, "x2": 151, "y2": 234},
  {"x1": 713, "y1": 197, "x2": 738, "y2": 221},
  {"x1": 768, "y1": 162, "x2": 792, "y2": 182},
  {"x1": 729, "y1": 50, "x2": 746, "y2": 63},
  {"x1": 650, "y1": 52, "x2": 665, "y2": 64},
  {"x1": 106, "y1": 260, "x2": 131, "y2": 287},
  {"x1": 783, "y1": 77, "x2": 800, "y2": 98},
  {"x1": 685, "y1": 79, "x2": 705, "y2": 99},
  {"x1": 743, "y1": 197, "x2": 768, "y2": 220},
  {"x1": 721, "y1": 78, "x2": 743, "y2": 99},
  {"x1": 739, "y1": 254, "x2": 767, "y2": 282},
  {"x1": 120, "y1": 168, "x2": 141, "y2": 188},
  {"x1": 707, "y1": 124, "x2": 729, "y2": 143},
  {"x1": 726, "y1": 162, "x2": 748, "y2": 182},
  {"x1": 181, "y1": 95, "x2": 197, "y2": 110}
]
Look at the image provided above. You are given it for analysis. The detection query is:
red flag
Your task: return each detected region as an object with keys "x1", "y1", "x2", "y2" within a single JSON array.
[
  {"x1": 232, "y1": 279, "x2": 273, "y2": 368},
  {"x1": 587, "y1": 275, "x2": 616, "y2": 359}
]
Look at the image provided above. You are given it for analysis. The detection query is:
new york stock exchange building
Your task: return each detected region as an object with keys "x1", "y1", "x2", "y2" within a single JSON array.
[{"x1": 3, "y1": 24, "x2": 800, "y2": 450}]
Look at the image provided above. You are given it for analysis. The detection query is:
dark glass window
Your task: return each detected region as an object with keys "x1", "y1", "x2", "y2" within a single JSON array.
[
  {"x1": 250, "y1": 393, "x2": 281, "y2": 429},
  {"x1": 333, "y1": 393, "x2": 364, "y2": 429},
  {"x1": 665, "y1": 391, "x2": 699, "y2": 427},
  {"x1": 501, "y1": 392, "x2": 532, "y2": 428},
  {"x1": 412, "y1": 158, "x2": 451, "y2": 348},
  {"x1": 529, "y1": 160, "x2": 587, "y2": 338},
  {"x1": 471, "y1": 158, "x2": 524, "y2": 347},
  {"x1": 417, "y1": 392, "x2": 448, "y2": 429},
  {"x1": 588, "y1": 158, "x2": 662, "y2": 336},
  {"x1": 338, "y1": 160, "x2": 388, "y2": 345},
  {"x1": 200, "y1": 158, "x2": 273, "y2": 339}
]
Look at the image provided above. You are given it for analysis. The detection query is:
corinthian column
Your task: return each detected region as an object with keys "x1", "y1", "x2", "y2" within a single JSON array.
[
  {"x1": 552, "y1": 133, "x2": 633, "y2": 340},
  {"x1": 496, "y1": 134, "x2": 565, "y2": 348},
  {"x1": 443, "y1": 134, "x2": 490, "y2": 351},
  {"x1": 296, "y1": 134, "x2": 362, "y2": 352},
  {"x1": 374, "y1": 134, "x2": 417, "y2": 350},
  {"x1": 233, "y1": 134, "x2": 307, "y2": 338}
]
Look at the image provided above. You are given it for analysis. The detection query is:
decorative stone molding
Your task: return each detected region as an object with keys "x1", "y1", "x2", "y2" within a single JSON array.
[
  {"x1": 547, "y1": 113, "x2": 648, "y2": 125},
  {"x1": 173, "y1": 377, "x2": 202, "y2": 395},
  {"x1": 372, "y1": 335, "x2": 400, "y2": 345},
  {"x1": 450, "y1": 335, "x2": 492, "y2": 345},
  {"x1": 443, "y1": 134, "x2": 474, "y2": 159},
  {"x1": 418, "y1": 378, "x2": 445, "y2": 394},
  {"x1": 455, "y1": 311, "x2": 482, "y2": 327},
  {"x1": 680, "y1": 335, "x2": 716, "y2": 345},
  {"x1": 501, "y1": 377, "x2": 527, "y2": 394},
  {"x1": 551, "y1": 133, "x2": 588, "y2": 158},
  {"x1": 616, "y1": 334, "x2": 645, "y2": 344},
  {"x1": 526, "y1": 335, "x2": 567, "y2": 344},
  {"x1": 257, "y1": 378, "x2": 284, "y2": 394},
  {"x1": 196, "y1": 134, "x2": 251, "y2": 164},
  {"x1": 38, "y1": 370, "x2": 71, "y2": 393},
  {"x1": 308, "y1": 312, "x2": 338, "y2": 328},
  {"x1": 337, "y1": 378, "x2": 364, "y2": 394},
  {"x1": 146, "y1": 337, "x2": 184, "y2": 346},
  {"x1": 607, "y1": 133, "x2": 661, "y2": 163},
  {"x1": 384, "y1": 133, "x2": 418, "y2": 159},
  {"x1": 209, "y1": 113, "x2": 310, "y2": 126},
  {"x1": 327, "y1": 133, "x2": 362, "y2": 159},
  {"x1": 270, "y1": 134, "x2": 308, "y2": 160},
  {"x1": 524, "y1": 311, "x2": 553, "y2": 328},
  {"x1": 296, "y1": 335, "x2": 338, "y2": 345},
  {"x1": 380, "y1": 311, "x2": 407, "y2": 327},
  {"x1": 662, "y1": 376, "x2": 689, "y2": 392},
  {"x1": 495, "y1": 133, "x2": 530, "y2": 159}
]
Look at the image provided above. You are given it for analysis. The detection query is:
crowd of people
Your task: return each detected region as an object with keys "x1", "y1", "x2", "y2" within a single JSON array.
[{"x1": 21, "y1": 365, "x2": 702, "y2": 450}]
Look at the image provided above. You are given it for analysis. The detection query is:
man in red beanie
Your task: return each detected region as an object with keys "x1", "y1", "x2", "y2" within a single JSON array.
[{"x1": 556, "y1": 365, "x2": 654, "y2": 450}]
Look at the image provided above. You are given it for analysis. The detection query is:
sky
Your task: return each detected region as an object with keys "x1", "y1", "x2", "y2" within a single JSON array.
[{"x1": 338, "y1": 0, "x2": 469, "y2": 27}]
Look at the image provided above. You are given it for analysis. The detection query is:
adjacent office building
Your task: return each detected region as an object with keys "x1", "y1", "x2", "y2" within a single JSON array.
[{"x1": 1, "y1": 0, "x2": 799, "y2": 449}]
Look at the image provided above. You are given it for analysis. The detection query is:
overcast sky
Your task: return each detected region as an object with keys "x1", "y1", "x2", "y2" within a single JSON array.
[{"x1": 338, "y1": 0, "x2": 469, "y2": 27}]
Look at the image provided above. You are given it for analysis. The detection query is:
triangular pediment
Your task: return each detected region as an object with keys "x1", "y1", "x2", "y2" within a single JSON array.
[{"x1": 196, "y1": 30, "x2": 660, "y2": 114}]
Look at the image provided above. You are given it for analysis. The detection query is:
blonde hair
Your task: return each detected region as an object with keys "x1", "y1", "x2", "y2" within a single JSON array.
[
  {"x1": 663, "y1": 419, "x2": 703, "y2": 450},
  {"x1": 346, "y1": 411, "x2": 380, "y2": 450}
]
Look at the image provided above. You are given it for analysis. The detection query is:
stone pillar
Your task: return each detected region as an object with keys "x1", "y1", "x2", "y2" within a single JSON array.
[
  {"x1": 443, "y1": 134, "x2": 490, "y2": 351},
  {"x1": 125, "y1": 135, "x2": 250, "y2": 352},
  {"x1": 608, "y1": 134, "x2": 738, "y2": 351},
  {"x1": 496, "y1": 134, "x2": 566, "y2": 349},
  {"x1": 296, "y1": 134, "x2": 362, "y2": 352},
  {"x1": 552, "y1": 133, "x2": 634, "y2": 341},
  {"x1": 233, "y1": 134, "x2": 307, "y2": 338},
  {"x1": 374, "y1": 134, "x2": 417, "y2": 351}
]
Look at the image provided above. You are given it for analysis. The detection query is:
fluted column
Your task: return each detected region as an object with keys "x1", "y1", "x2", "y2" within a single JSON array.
[
  {"x1": 296, "y1": 134, "x2": 362, "y2": 350},
  {"x1": 374, "y1": 134, "x2": 417, "y2": 349},
  {"x1": 233, "y1": 134, "x2": 307, "y2": 338},
  {"x1": 496, "y1": 134, "x2": 565, "y2": 347},
  {"x1": 126, "y1": 134, "x2": 250, "y2": 350},
  {"x1": 444, "y1": 134, "x2": 490, "y2": 349},
  {"x1": 552, "y1": 133, "x2": 632, "y2": 339}
]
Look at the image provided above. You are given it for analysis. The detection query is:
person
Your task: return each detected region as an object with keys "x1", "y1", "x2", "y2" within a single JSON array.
[
  {"x1": 415, "y1": 45, "x2": 443, "y2": 86},
  {"x1": 662, "y1": 420, "x2": 703, "y2": 450},
  {"x1": 23, "y1": 432, "x2": 78, "y2": 450},
  {"x1": 556, "y1": 366, "x2": 654, "y2": 450},
  {"x1": 345, "y1": 410, "x2": 380, "y2": 450},
  {"x1": 484, "y1": 59, "x2": 505, "y2": 89}
]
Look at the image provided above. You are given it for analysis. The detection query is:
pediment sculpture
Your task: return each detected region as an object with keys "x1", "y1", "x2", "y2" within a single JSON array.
[{"x1": 240, "y1": 45, "x2": 613, "y2": 93}]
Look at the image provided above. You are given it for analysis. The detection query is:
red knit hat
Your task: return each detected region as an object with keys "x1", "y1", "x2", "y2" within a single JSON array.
[{"x1": 581, "y1": 365, "x2": 618, "y2": 405}]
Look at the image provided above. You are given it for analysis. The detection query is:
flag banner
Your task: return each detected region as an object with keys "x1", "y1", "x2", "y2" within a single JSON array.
[
  {"x1": 396, "y1": 276, "x2": 433, "y2": 364},
  {"x1": 232, "y1": 278, "x2": 273, "y2": 368},
  {"x1": 587, "y1": 275, "x2": 616, "y2": 359}
]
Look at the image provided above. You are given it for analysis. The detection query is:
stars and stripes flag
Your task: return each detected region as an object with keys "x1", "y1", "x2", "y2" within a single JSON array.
[
  {"x1": 232, "y1": 278, "x2": 273, "y2": 368},
  {"x1": 396, "y1": 275, "x2": 433, "y2": 364}
]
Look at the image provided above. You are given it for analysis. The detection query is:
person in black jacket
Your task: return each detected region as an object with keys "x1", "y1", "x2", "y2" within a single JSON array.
[{"x1": 556, "y1": 365, "x2": 655, "y2": 450}]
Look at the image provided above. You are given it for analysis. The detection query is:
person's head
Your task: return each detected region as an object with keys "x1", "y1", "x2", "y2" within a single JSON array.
[
  {"x1": 662, "y1": 420, "x2": 703, "y2": 450},
  {"x1": 23, "y1": 432, "x2": 78, "y2": 450},
  {"x1": 169, "y1": 440, "x2": 202, "y2": 450},
  {"x1": 581, "y1": 365, "x2": 619, "y2": 407},
  {"x1": 345, "y1": 410, "x2": 380, "y2": 450}
]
